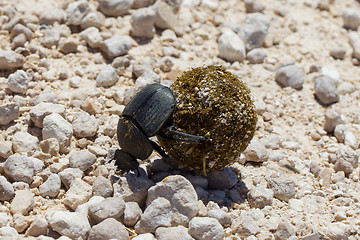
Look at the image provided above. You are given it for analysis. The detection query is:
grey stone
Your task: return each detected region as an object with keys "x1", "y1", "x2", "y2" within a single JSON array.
[
  {"x1": 334, "y1": 124, "x2": 349, "y2": 143},
  {"x1": 342, "y1": 8, "x2": 360, "y2": 30},
  {"x1": 275, "y1": 64, "x2": 304, "y2": 89},
  {"x1": 58, "y1": 37, "x2": 79, "y2": 54},
  {"x1": 207, "y1": 167, "x2": 238, "y2": 189},
  {"x1": 218, "y1": 30, "x2": 246, "y2": 63},
  {"x1": 81, "y1": 11, "x2": 106, "y2": 29},
  {"x1": 159, "y1": 56, "x2": 174, "y2": 72},
  {"x1": 8, "y1": 70, "x2": 30, "y2": 94},
  {"x1": 133, "y1": 0, "x2": 156, "y2": 8},
  {"x1": 0, "y1": 176, "x2": 15, "y2": 201},
  {"x1": 131, "y1": 7, "x2": 156, "y2": 38},
  {"x1": 314, "y1": 76, "x2": 339, "y2": 105},
  {"x1": 247, "y1": 186, "x2": 273, "y2": 209},
  {"x1": 267, "y1": 177, "x2": 296, "y2": 202},
  {"x1": 123, "y1": 202, "x2": 142, "y2": 227},
  {"x1": 155, "y1": 226, "x2": 194, "y2": 240},
  {"x1": 231, "y1": 213, "x2": 260, "y2": 237},
  {"x1": 207, "y1": 209, "x2": 232, "y2": 227},
  {"x1": 0, "y1": 227, "x2": 18, "y2": 239},
  {"x1": 63, "y1": 178, "x2": 92, "y2": 210},
  {"x1": 324, "y1": 109, "x2": 344, "y2": 133},
  {"x1": 274, "y1": 220, "x2": 295, "y2": 240},
  {"x1": 69, "y1": 150, "x2": 97, "y2": 171},
  {"x1": 49, "y1": 211, "x2": 91, "y2": 239},
  {"x1": 188, "y1": 217, "x2": 224, "y2": 240},
  {"x1": 4, "y1": 154, "x2": 35, "y2": 184},
  {"x1": 135, "y1": 197, "x2": 172, "y2": 233},
  {"x1": 0, "y1": 212, "x2": 12, "y2": 228},
  {"x1": 72, "y1": 112, "x2": 98, "y2": 138},
  {"x1": 349, "y1": 32, "x2": 360, "y2": 59},
  {"x1": 246, "y1": 48, "x2": 267, "y2": 64},
  {"x1": 59, "y1": 168, "x2": 83, "y2": 189},
  {"x1": 0, "y1": 102, "x2": 19, "y2": 125},
  {"x1": 66, "y1": 0, "x2": 91, "y2": 25},
  {"x1": 24, "y1": 216, "x2": 48, "y2": 237},
  {"x1": 80, "y1": 27, "x2": 102, "y2": 48},
  {"x1": 184, "y1": 174, "x2": 208, "y2": 189},
  {"x1": 10, "y1": 190, "x2": 34, "y2": 215},
  {"x1": 101, "y1": 36, "x2": 132, "y2": 59},
  {"x1": 12, "y1": 131, "x2": 39, "y2": 156},
  {"x1": 39, "y1": 173, "x2": 61, "y2": 198},
  {"x1": 330, "y1": 47, "x2": 346, "y2": 60},
  {"x1": 98, "y1": 0, "x2": 133, "y2": 17},
  {"x1": 114, "y1": 174, "x2": 154, "y2": 206},
  {"x1": 336, "y1": 145, "x2": 358, "y2": 168},
  {"x1": 135, "y1": 70, "x2": 161, "y2": 88},
  {"x1": 42, "y1": 113, "x2": 73, "y2": 153},
  {"x1": 133, "y1": 233, "x2": 156, "y2": 240},
  {"x1": 96, "y1": 65, "x2": 118, "y2": 87},
  {"x1": 10, "y1": 24, "x2": 32, "y2": 41},
  {"x1": 88, "y1": 197, "x2": 126, "y2": 224},
  {"x1": 242, "y1": 140, "x2": 268, "y2": 162},
  {"x1": 242, "y1": 13, "x2": 270, "y2": 50},
  {"x1": 92, "y1": 176, "x2": 113, "y2": 198},
  {"x1": 30, "y1": 102, "x2": 66, "y2": 128},
  {"x1": 325, "y1": 222, "x2": 350, "y2": 240},
  {"x1": 147, "y1": 175, "x2": 199, "y2": 226},
  {"x1": 42, "y1": 29, "x2": 60, "y2": 48},
  {"x1": 334, "y1": 159, "x2": 354, "y2": 177},
  {"x1": 40, "y1": 8, "x2": 66, "y2": 25},
  {"x1": 245, "y1": 0, "x2": 265, "y2": 13},
  {"x1": 88, "y1": 218, "x2": 130, "y2": 240},
  {"x1": 31, "y1": 92, "x2": 59, "y2": 106}
]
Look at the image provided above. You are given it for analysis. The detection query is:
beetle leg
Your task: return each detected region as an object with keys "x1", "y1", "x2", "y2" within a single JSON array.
[
  {"x1": 113, "y1": 149, "x2": 140, "y2": 173},
  {"x1": 162, "y1": 126, "x2": 206, "y2": 143},
  {"x1": 150, "y1": 140, "x2": 171, "y2": 159}
]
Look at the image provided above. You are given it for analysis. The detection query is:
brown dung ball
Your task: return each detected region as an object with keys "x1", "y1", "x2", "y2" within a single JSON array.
[{"x1": 158, "y1": 65, "x2": 258, "y2": 174}]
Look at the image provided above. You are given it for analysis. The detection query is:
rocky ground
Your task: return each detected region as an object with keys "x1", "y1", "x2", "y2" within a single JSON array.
[{"x1": 0, "y1": 0, "x2": 360, "y2": 239}]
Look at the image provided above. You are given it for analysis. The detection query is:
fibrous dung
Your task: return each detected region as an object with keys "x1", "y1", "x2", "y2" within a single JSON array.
[{"x1": 158, "y1": 65, "x2": 258, "y2": 174}]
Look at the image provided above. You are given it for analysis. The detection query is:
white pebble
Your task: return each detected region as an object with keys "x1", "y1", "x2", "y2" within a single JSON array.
[
  {"x1": 8, "y1": 70, "x2": 30, "y2": 94},
  {"x1": 218, "y1": 30, "x2": 246, "y2": 63},
  {"x1": 39, "y1": 173, "x2": 61, "y2": 198},
  {"x1": 0, "y1": 103, "x2": 19, "y2": 125},
  {"x1": 96, "y1": 65, "x2": 118, "y2": 87}
]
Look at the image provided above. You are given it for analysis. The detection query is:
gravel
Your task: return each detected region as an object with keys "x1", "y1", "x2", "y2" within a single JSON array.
[
  {"x1": 217, "y1": 30, "x2": 246, "y2": 63},
  {"x1": 188, "y1": 217, "x2": 224, "y2": 240},
  {"x1": 88, "y1": 197, "x2": 125, "y2": 224},
  {"x1": 275, "y1": 63, "x2": 305, "y2": 89},
  {"x1": 7, "y1": 70, "x2": 30, "y2": 94},
  {"x1": 314, "y1": 75, "x2": 339, "y2": 105},
  {"x1": 0, "y1": 102, "x2": 19, "y2": 125},
  {"x1": 4, "y1": 154, "x2": 35, "y2": 184},
  {"x1": 0, "y1": 50, "x2": 24, "y2": 70},
  {"x1": 131, "y1": 7, "x2": 156, "y2": 38},
  {"x1": 96, "y1": 65, "x2": 118, "y2": 87},
  {"x1": 88, "y1": 218, "x2": 130, "y2": 240}
]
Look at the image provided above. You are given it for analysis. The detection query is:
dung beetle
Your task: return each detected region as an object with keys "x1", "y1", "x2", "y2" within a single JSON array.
[{"x1": 115, "y1": 83, "x2": 206, "y2": 172}]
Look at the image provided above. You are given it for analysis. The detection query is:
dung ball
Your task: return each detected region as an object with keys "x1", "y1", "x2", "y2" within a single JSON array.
[{"x1": 158, "y1": 65, "x2": 257, "y2": 174}]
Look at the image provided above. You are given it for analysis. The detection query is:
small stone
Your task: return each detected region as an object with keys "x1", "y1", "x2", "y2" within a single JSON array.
[
  {"x1": 0, "y1": 176, "x2": 14, "y2": 201},
  {"x1": 324, "y1": 109, "x2": 344, "y2": 134},
  {"x1": 332, "y1": 171, "x2": 345, "y2": 183},
  {"x1": 59, "y1": 168, "x2": 84, "y2": 189},
  {"x1": 309, "y1": 161, "x2": 321, "y2": 177},
  {"x1": 0, "y1": 227, "x2": 19, "y2": 239},
  {"x1": 8, "y1": 70, "x2": 30, "y2": 94},
  {"x1": 12, "y1": 131, "x2": 39, "y2": 156},
  {"x1": 24, "y1": 216, "x2": 48, "y2": 237},
  {"x1": 207, "y1": 209, "x2": 232, "y2": 227},
  {"x1": 81, "y1": 11, "x2": 106, "y2": 29},
  {"x1": 242, "y1": 13, "x2": 270, "y2": 50},
  {"x1": 314, "y1": 76, "x2": 339, "y2": 105},
  {"x1": 267, "y1": 177, "x2": 296, "y2": 202},
  {"x1": 72, "y1": 112, "x2": 99, "y2": 138},
  {"x1": 0, "y1": 212, "x2": 12, "y2": 228},
  {"x1": 242, "y1": 140, "x2": 268, "y2": 162},
  {"x1": 63, "y1": 178, "x2": 92, "y2": 210},
  {"x1": 98, "y1": 0, "x2": 133, "y2": 17},
  {"x1": 66, "y1": 0, "x2": 91, "y2": 25},
  {"x1": 69, "y1": 76, "x2": 82, "y2": 88},
  {"x1": 10, "y1": 190, "x2": 34, "y2": 215},
  {"x1": 29, "y1": 102, "x2": 66, "y2": 128},
  {"x1": 135, "y1": 197, "x2": 172, "y2": 234},
  {"x1": 135, "y1": 70, "x2": 161, "y2": 88},
  {"x1": 48, "y1": 211, "x2": 91, "y2": 239},
  {"x1": 246, "y1": 48, "x2": 267, "y2": 64},
  {"x1": 274, "y1": 220, "x2": 295, "y2": 240},
  {"x1": 155, "y1": 226, "x2": 193, "y2": 240},
  {"x1": 133, "y1": 233, "x2": 156, "y2": 240},
  {"x1": 131, "y1": 7, "x2": 156, "y2": 38},
  {"x1": 218, "y1": 30, "x2": 246, "y2": 63},
  {"x1": 325, "y1": 222, "x2": 350, "y2": 240},
  {"x1": 133, "y1": 0, "x2": 156, "y2": 8},
  {"x1": 101, "y1": 36, "x2": 132, "y2": 59},
  {"x1": 42, "y1": 113, "x2": 73, "y2": 153},
  {"x1": 79, "y1": 27, "x2": 102, "y2": 48},
  {"x1": 330, "y1": 47, "x2": 346, "y2": 60},
  {"x1": 88, "y1": 197, "x2": 126, "y2": 224},
  {"x1": 92, "y1": 176, "x2": 113, "y2": 198},
  {"x1": 123, "y1": 202, "x2": 142, "y2": 227},
  {"x1": 10, "y1": 24, "x2": 32, "y2": 41},
  {"x1": 342, "y1": 8, "x2": 360, "y2": 30},
  {"x1": 42, "y1": 29, "x2": 60, "y2": 48},
  {"x1": 0, "y1": 102, "x2": 20, "y2": 125},
  {"x1": 319, "y1": 168, "x2": 332, "y2": 188},
  {"x1": 59, "y1": 37, "x2": 78, "y2": 54},
  {"x1": 40, "y1": 8, "x2": 66, "y2": 25},
  {"x1": 0, "y1": 140, "x2": 12, "y2": 159},
  {"x1": 146, "y1": 175, "x2": 199, "y2": 226},
  {"x1": 231, "y1": 213, "x2": 260, "y2": 237},
  {"x1": 96, "y1": 65, "x2": 118, "y2": 87},
  {"x1": 189, "y1": 217, "x2": 224, "y2": 240},
  {"x1": 349, "y1": 32, "x2": 360, "y2": 59},
  {"x1": 334, "y1": 124, "x2": 349, "y2": 143},
  {"x1": 4, "y1": 154, "x2": 35, "y2": 184},
  {"x1": 275, "y1": 63, "x2": 304, "y2": 89},
  {"x1": 12, "y1": 213, "x2": 32, "y2": 233},
  {"x1": 159, "y1": 56, "x2": 174, "y2": 72},
  {"x1": 247, "y1": 186, "x2": 273, "y2": 209},
  {"x1": 88, "y1": 218, "x2": 130, "y2": 240},
  {"x1": 0, "y1": 50, "x2": 24, "y2": 70},
  {"x1": 344, "y1": 131, "x2": 358, "y2": 150},
  {"x1": 207, "y1": 167, "x2": 238, "y2": 190},
  {"x1": 39, "y1": 173, "x2": 61, "y2": 198},
  {"x1": 245, "y1": 0, "x2": 265, "y2": 13},
  {"x1": 40, "y1": 138, "x2": 60, "y2": 157}
]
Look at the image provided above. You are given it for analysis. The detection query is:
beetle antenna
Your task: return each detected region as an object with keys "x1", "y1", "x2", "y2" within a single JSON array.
[{"x1": 162, "y1": 126, "x2": 206, "y2": 143}]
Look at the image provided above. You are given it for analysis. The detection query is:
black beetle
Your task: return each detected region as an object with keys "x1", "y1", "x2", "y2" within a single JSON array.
[{"x1": 115, "y1": 83, "x2": 205, "y2": 172}]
